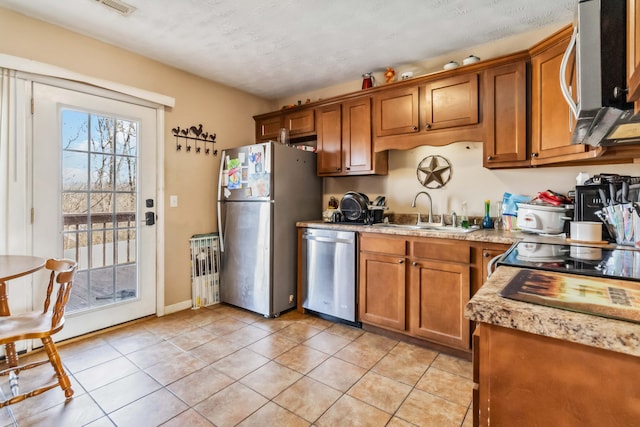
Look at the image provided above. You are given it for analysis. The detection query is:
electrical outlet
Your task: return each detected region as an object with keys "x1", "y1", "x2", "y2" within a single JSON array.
[
  {"x1": 288, "y1": 295, "x2": 294, "y2": 304},
  {"x1": 170, "y1": 195, "x2": 178, "y2": 207}
]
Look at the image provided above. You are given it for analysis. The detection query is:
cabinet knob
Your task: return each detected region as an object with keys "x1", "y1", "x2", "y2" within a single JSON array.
[
  {"x1": 412, "y1": 126, "x2": 418, "y2": 131},
  {"x1": 531, "y1": 152, "x2": 539, "y2": 158},
  {"x1": 425, "y1": 123, "x2": 431, "y2": 130},
  {"x1": 483, "y1": 252, "x2": 490, "y2": 258},
  {"x1": 412, "y1": 261, "x2": 419, "y2": 267},
  {"x1": 487, "y1": 156, "x2": 493, "y2": 161},
  {"x1": 398, "y1": 259, "x2": 404, "y2": 264},
  {"x1": 345, "y1": 167, "x2": 350, "y2": 171},
  {"x1": 613, "y1": 86, "x2": 628, "y2": 100},
  {"x1": 335, "y1": 167, "x2": 341, "y2": 171}
]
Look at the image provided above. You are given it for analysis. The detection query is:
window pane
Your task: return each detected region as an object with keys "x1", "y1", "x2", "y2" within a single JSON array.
[
  {"x1": 63, "y1": 230, "x2": 89, "y2": 270},
  {"x1": 62, "y1": 110, "x2": 88, "y2": 152},
  {"x1": 92, "y1": 267, "x2": 115, "y2": 306},
  {"x1": 116, "y1": 119, "x2": 137, "y2": 156},
  {"x1": 90, "y1": 153, "x2": 115, "y2": 191},
  {"x1": 90, "y1": 115, "x2": 115, "y2": 153},
  {"x1": 115, "y1": 155, "x2": 136, "y2": 191},
  {"x1": 116, "y1": 264, "x2": 137, "y2": 301},
  {"x1": 62, "y1": 191, "x2": 88, "y2": 216},
  {"x1": 62, "y1": 151, "x2": 89, "y2": 191}
]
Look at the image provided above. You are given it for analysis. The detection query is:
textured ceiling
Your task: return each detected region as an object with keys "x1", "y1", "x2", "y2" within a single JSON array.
[{"x1": 0, "y1": 0, "x2": 576, "y2": 100}]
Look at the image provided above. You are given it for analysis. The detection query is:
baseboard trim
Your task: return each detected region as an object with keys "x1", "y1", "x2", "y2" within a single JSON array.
[{"x1": 164, "y1": 300, "x2": 193, "y2": 314}]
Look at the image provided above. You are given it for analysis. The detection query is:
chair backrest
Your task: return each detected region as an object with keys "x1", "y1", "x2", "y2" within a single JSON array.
[{"x1": 42, "y1": 258, "x2": 77, "y2": 329}]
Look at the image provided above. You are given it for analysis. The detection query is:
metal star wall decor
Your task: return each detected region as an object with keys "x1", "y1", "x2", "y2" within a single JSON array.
[{"x1": 416, "y1": 155, "x2": 452, "y2": 189}]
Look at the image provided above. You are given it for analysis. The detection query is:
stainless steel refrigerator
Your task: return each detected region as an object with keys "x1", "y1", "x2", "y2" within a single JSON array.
[{"x1": 217, "y1": 141, "x2": 322, "y2": 317}]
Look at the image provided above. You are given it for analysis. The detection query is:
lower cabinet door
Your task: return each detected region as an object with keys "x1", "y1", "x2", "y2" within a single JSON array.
[
  {"x1": 359, "y1": 252, "x2": 406, "y2": 331},
  {"x1": 409, "y1": 259, "x2": 471, "y2": 350}
]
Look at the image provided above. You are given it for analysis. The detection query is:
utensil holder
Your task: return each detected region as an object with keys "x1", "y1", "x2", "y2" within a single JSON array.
[{"x1": 599, "y1": 203, "x2": 639, "y2": 246}]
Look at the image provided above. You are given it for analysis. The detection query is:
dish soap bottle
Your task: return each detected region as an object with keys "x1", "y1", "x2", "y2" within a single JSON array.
[
  {"x1": 482, "y1": 199, "x2": 493, "y2": 229},
  {"x1": 460, "y1": 201, "x2": 470, "y2": 229}
]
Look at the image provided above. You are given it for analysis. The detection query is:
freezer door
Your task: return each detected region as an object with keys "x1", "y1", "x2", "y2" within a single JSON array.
[{"x1": 219, "y1": 201, "x2": 272, "y2": 316}]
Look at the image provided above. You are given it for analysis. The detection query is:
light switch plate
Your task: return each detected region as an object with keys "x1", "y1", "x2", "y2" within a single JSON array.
[{"x1": 170, "y1": 195, "x2": 178, "y2": 207}]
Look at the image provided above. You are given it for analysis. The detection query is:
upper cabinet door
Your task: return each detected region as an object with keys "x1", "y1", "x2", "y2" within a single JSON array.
[
  {"x1": 255, "y1": 114, "x2": 282, "y2": 141},
  {"x1": 627, "y1": 0, "x2": 640, "y2": 103},
  {"x1": 483, "y1": 61, "x2": 528, "y2": 167},
  {"x1": 316, "y1": 104, "x2": 343, "y2": 175},
  {"x1": 373, "y1": 86, "x2": 420, "y2": 137},
  {"x1": 284, "y1": 108, "x2": 315, "y2": 137},
  {"x1": 530, "y1": 29, "x2": 588, "y2": 163},
  {"x1": 422, "y1": 73, "x2": 479, "y2": 131},
  {"x1": 343, "y1": 97, "x2": 373, "y2": 173}
]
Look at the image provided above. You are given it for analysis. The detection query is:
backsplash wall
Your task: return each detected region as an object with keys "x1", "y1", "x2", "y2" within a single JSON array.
[{"x1": 323, "y1": 142, "x2": 640, "y2": 218}]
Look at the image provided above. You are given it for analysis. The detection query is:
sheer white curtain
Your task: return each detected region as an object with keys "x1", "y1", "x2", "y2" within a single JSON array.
[{"x1": 0, "y1": 68, "x2": 16, "y2": 254}]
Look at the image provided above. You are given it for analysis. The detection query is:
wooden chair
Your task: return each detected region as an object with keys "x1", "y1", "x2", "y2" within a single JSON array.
[{"x1": 0, "y1": 258, "x2": 77, "y2": 407}]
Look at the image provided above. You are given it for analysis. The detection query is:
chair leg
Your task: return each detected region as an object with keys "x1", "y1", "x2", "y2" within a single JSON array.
[{"x1": 41, "y1": 337, "x2": 73, "y2": 398}]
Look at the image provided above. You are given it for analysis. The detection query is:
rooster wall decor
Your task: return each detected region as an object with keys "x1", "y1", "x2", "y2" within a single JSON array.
[{"x1": 171, "y1": 124, "x2": 218, "y2": 155}]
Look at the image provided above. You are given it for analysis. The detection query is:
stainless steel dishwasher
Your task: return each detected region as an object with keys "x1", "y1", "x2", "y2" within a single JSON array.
[{"x1": 301, "y1": 228, "x2": 357, "y2": 323}]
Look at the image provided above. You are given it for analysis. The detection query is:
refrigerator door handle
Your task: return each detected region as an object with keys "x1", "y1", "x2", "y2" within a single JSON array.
[
  {"x1": 217, "y1": 201, "x2": 225, "y2": 252},
  {"x1": 217, "y1": 151, "x2": 225, "y2": 252}
]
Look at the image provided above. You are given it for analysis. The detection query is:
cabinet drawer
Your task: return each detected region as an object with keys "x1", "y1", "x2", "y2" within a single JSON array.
[
  {"x1": 411, "y1": 240, "x2": 470, "y2": 263},
  {"x1": 360, "y1": 235, "x2": 407, "y2": 255}
]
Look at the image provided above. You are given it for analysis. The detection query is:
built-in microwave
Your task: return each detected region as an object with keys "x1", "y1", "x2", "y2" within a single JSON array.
[{"x1": 561, "y1": 0, "x2": 637, "y2": 147}]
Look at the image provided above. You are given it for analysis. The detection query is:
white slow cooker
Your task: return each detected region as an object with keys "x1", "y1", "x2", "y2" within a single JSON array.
[{"x1": 516, "y1": 203, "x2": 572, "y2": 234}]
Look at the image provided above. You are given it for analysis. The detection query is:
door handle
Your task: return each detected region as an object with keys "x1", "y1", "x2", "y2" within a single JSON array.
[{"x1": 144, "y1": 211, "x2": 155, "y2": 226}]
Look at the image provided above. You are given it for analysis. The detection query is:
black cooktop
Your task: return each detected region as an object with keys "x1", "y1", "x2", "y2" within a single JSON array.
[{"x1": 498, "y1": 241, "x2": 640, "y2": 282}]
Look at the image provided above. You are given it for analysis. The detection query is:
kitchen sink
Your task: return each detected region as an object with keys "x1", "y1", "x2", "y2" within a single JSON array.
[{"x1": 372, "y1": 223, "x2": 481, "y2": 233}]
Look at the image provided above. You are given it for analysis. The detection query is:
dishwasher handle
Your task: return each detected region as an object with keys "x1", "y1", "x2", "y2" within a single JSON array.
[{"x1": 302, "y1": 233, "x2": 354, "y2": 245}]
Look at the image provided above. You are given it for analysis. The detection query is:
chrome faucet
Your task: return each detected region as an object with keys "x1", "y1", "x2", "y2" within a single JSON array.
[{"x1": 411, "y1": 191, "x2": 433, "y2": 224}]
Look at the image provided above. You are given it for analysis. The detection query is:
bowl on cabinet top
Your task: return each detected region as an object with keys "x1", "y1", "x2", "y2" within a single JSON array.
[
  {"x1": 443, "y1": 61, "x2": 459, "y2": 70},
  {"x1": 462, "y1": 55, "x2": 480, "y2": 65}
]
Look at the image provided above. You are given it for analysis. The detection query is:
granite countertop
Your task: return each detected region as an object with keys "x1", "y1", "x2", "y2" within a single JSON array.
[
  {"x1": 465, "y1": 266, "x2": 640, "y2": 357},
  {"x1": 296, "y1": 220, "x2": 572, "y2": 245}
]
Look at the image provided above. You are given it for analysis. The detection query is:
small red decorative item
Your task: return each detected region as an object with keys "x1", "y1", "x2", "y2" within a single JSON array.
[{"x1": 384, "y1": 67, "x2": 396, "y2": 83}]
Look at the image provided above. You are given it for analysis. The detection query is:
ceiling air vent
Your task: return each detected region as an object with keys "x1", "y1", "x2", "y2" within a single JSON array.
[{"x1": 95, "y1": 0, "x2": 136, "y2": 16}]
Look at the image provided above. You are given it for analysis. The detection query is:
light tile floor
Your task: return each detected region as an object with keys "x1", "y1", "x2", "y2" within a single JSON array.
[{"x1": 0, "y1": 304, "x2": 474, "y2": 427}]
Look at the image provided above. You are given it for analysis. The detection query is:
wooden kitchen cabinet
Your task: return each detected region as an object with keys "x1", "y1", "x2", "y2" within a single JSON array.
[
  {"x1": 316, "y1": 103, "x2": 343, "y2": 174},
  {"x1": 255, "y1": 112, "x2": 282, "y2": 141},
  {"x1": 483, "y1": 59, "x2": 529, "y2": 168},
  {"x1": 372, "y1": 86, "x2": 420, "y2": 137},
  {"x1": 359, "y1": 234, "x2": 407, "y2": 331},
  {"x1": 316, "y1": 98, "x2": 387, "y2": 176},
  {"x1": 529, "y1": 26, "x2": 592, "y2": 165},
  {"x1": 478, "y1": 244, "x2": 511, "y2": 295},
  {"x1": 284, "y1": 108, "x2": 315, "y2": 137},
  {"x1": 373, "y1": 72, "x2": 484, "y2": 152},
  {"x1": 422, "y1": 73, "x2": 479, "y2": 131},
  {"x1": 475, "y1": 323, "x2": 640, "y2": 426},
  {"x1": 359, "y1": 233, "x2": 473, "y2": 351},
  {"x1": 254, "y1": 107, "x2": 315, "y2": 142},
  {"x1": 628, "y1": 0, "x2": 640, "y2": 104},
  {"x1": 408, "y1": 239, "x2": 471, "y2": 350}
]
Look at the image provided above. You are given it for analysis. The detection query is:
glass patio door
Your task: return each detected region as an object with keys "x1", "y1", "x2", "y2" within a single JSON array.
[{"x1": 31, "y1": 82, "x2": 157, "y2": 340}]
